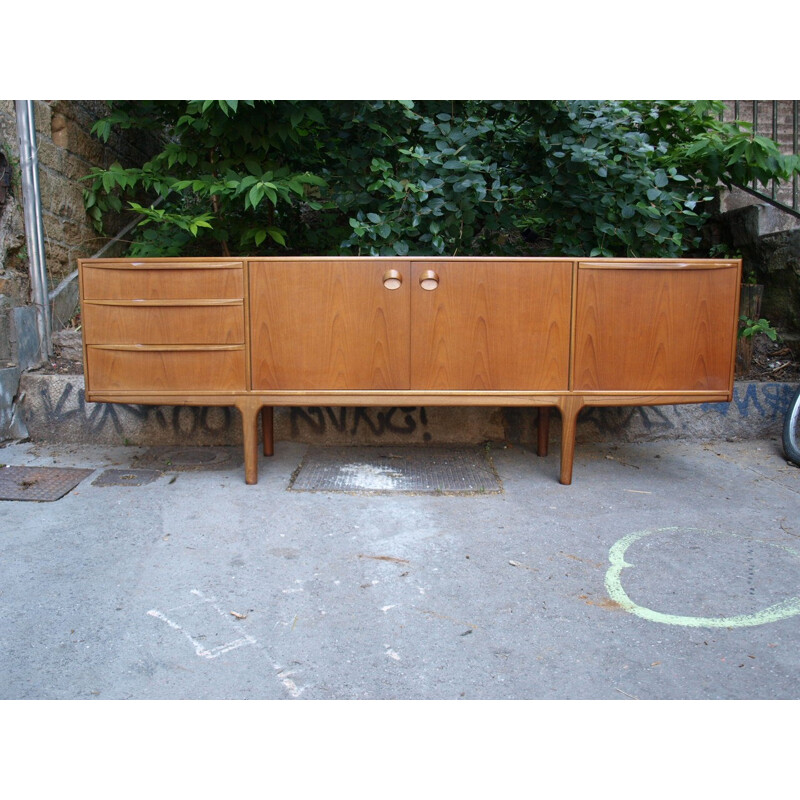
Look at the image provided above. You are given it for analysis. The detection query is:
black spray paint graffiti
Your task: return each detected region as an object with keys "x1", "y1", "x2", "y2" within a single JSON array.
[
  {"x1": 290, "y1": 406, "x2": 431, "y2": 441},
  {"x1": 35, "y1": 380, "x2": 796, "y2": 441},
  {"x1": 580, "y1": 404, "x2": 678, "y2": 435},
  {"x1": 38, "y1": 381, "x2": 234, "y2": 436}
]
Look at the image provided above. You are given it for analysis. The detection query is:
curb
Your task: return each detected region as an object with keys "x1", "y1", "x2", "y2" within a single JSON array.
[{"x1": 13, "y1": 372, "x2": 799, "y2": 449}]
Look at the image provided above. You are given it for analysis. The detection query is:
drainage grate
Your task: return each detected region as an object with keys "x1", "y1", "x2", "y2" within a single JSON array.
[
  {"x1": 137, "y1": 446, "x2": 242, "y2": 471},
  {"x1": 289, "y1": 446, "x2": 501, "y2": 494},
  {"x1": 92, "y1": 468, "x2": 162, "y2": 487},
  {"x1": 0, "y1": 465, "x2": 94, "y2": 502}
]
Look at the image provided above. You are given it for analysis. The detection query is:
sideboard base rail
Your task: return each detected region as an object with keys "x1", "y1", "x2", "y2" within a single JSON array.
[{"x1": 82, "y1": 392, "x2": 734, "y2": 486}]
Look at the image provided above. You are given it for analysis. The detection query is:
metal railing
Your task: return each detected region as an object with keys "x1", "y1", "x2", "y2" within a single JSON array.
[{"x1": 722, "y1": 100, "x2": 800, "y2": 217}]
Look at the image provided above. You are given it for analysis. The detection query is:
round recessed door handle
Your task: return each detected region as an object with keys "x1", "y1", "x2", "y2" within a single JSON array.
[
  {"x1": 383, "y1": 269, "x2": 403, "y2": 290},
  {"x1": 419, "y1": 270, "x2": 439, "y2": 291}
]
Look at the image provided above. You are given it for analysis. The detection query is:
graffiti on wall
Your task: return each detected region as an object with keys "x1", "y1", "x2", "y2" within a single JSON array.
[
  {"x1": 700, "y1": 381, "x2": 796, "y2": 419},
  {"x1": 580, "y1": 404, "x2": 678, "y2": 435},
  {"x1": 580, "y1": 382, "x2": 796, "y2": 436},
  {"x1": 28, "y1": 378, "x2": 797, "y2": 441},
  {"x1": 35, "y1": 381, "x2": 234, "y2": 436},
  {"x1": 30, "y1": 381, "x2": 431, "y2": 441},
  {"x1": 289, "y1": 406, "x2": 431, "y2": 440}
]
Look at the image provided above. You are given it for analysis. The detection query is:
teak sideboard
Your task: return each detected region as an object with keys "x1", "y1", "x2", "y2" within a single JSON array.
[{"x1": 77, "y1": 256, "x2": 742, "y2": 485}]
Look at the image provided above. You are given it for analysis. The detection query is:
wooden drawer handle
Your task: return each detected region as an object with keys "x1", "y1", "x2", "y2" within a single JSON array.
[
  {"x1": 419, "y1": 270, "x2": 439, "y2": 291},
  {"x1": 383, "y1": 269, "x2": 403, "y2": 290}
]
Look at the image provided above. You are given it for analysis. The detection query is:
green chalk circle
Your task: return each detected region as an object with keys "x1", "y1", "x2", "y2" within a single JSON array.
[{"x1": 605, "y1": 527, "x2": 800, "y2": 628}]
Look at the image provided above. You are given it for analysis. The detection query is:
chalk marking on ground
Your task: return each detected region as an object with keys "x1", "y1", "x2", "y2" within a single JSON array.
[
  {"x1": 385, "y1": 646, "x2": 401, "y2": 661},
  {"x1": 605, "y1": 527, "x2": 800, "y2": 628},
  {"x1": 145, "y1": 608, "x2": 255, "y2": 659},
  {"x1": 147, "y1": 589, "x2": 305, "y2": 697}
]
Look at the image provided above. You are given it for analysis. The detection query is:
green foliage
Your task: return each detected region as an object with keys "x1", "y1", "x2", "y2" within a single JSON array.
[
  {"x1": 82, "y1": 100, "x2": 800, "y2": 259},
  {"x1": 739, "y1": 316, "x2": 779, "y2": 342},
  {"x1": 328, "y1": 100, "x2": 526, "y2": 255},
  {"x1": 516, "y1": 101, "x2": 705, "y2": 256},
  {"x1": 82, "y1": 100, "x2": 329, "y2": 256}
]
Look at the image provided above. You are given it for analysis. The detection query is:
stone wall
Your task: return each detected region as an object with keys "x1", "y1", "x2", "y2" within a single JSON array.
[
  {"x1": 1, "y1": 101, "x2": 159, "y2": 440},
  {"x1": 0, "y1": 100, "x2": 159, "y2": 323},
  {"x1": 18, "y1": 372, "x2": 799, "y2": 449}
]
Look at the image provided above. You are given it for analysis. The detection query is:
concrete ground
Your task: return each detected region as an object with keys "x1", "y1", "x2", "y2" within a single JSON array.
[{"x1": 1, "y1": 436, "x2": 799, "y2": 701}]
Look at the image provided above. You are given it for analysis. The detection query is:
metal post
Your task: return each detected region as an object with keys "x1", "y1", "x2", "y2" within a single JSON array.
[{"x1": 15, "y1": 100, "x2": 51, "y2": 361}]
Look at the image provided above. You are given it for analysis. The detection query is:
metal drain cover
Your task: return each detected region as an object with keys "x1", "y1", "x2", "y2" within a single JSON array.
[
  {"x1": 289, "y1": 446, "x2": 501, "y2": 494},
  {"x1": 0, "y1": 465, "x2": 94, "y2": 502},
  {"x1": 92, "y1": 468, "x2": 162, "y2": 487},
  {"x1": 138, "y1": 446, "x2": 242, "y2": 471}
]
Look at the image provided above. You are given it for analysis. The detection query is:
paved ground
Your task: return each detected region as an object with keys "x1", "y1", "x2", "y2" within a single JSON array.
[{"x1": 1, "y1": 436, "x2": 799, "y2": 700}]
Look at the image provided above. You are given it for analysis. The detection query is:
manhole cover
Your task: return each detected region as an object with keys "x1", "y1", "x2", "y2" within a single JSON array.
[
  {"x1": 289, "y1": 446, "x2": 502, "y2": 494},
  {"x1": 138, "y1": 447, "x2": 241, "y2": 471},
  {"x1": 0, "y1": 465, "x2": 94, "y2": 502},
  {"x1": 92, "y1": 468, "x2": 162, "y2": 487}
]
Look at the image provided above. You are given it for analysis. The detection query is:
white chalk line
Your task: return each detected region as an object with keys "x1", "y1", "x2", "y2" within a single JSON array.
[
  {"x1": 147, "y1": 588, "x2": 304, "y2": 697},
  {"x1": 146, "y1": 608, "x2": 256, "y2": 660}
]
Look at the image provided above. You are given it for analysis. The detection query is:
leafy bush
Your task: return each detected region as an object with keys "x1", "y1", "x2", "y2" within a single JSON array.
[{"x1": 83, "y1": 100, "x2": 800, "y2": 258}]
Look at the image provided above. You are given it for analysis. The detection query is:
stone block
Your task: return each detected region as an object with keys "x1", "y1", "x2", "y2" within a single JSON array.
[
  {"x1": 50, "y1": 111, "x2": 69, "y2": 148},
  {"x1": 51, "y1": 328, "x2": 82, "y2": 361},
  {"x1": 35, "y1": 137, "x2": 64, "y2": 172},
  {"x1": 42, "y1": 241, "x2": 73, "y2": 283},
  {"x1": 12, "y1": 306, "x2": 42, "y2": 370},
  {"x1": 18, "y1": 372, "x2": 799, "y2": 451},
  {"x1": 68, "y1": 124, "x2": 105, "y2": 165},
  {"x1": 0, "y1": 304, "x2": 12, "y2": 363},
  {"x1": 32, "y1": 101, "x2": 52, "y2": 137},
  {"x1": 0, "y1": 365, "x2": 27, "y2": 440},
  {"x1": 38, "y1": 168, "x2": 85, "y2": 219},
  {"x1": 50, "y1": 274, "x2": 80, "y2": 331}
]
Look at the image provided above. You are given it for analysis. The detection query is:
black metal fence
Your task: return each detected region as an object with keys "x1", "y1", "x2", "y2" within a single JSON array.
[{"x1": 722, "y1": 100, "x2": 799, "y2": 217}]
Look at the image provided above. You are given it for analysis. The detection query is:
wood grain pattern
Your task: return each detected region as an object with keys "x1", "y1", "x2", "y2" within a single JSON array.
[
  {"x1": 410, "y1": 261, "x2": 572, "y2": 390},
  {"x1": 573, "y1": 264, "x2": 739, "y2": 391},
  {"x1": 249, "y1": 260, "x2": 411, "y2": 390},
  {"x1": 82, "y1": 302, "x2": 244, "y2": 345},
  {"x1": 78, "y1": 255, "x2": 741, "y2": 486},
  {"x1": 82, "y1": 262, "x2": 243, "y2": 300},
  {"x1": 87, "y1": 346, "x2": 245, "y2": 392}
]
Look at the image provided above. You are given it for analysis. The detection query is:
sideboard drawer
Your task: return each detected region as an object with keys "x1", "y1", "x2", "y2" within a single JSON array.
[
  {"x1": 86, "y1": 346, "x2": 246, "y2": 392},
  {"x1": 82, "y1": 301, "x2": 245, "y2": 345},
  {"x1": 82, "y1": 261, "x2": 244, "y2": 301}
]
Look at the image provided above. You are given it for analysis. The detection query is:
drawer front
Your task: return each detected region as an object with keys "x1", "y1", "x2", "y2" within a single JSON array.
[
  {"x1": 81, "y1": 261, "x2": 244, "y2": 300},
  {"x1": 86, "y1": 346, "x2": 246, "y2": 392},
  {"x1": 82, "y1": 302, "x2": 244, "y2": 345}
]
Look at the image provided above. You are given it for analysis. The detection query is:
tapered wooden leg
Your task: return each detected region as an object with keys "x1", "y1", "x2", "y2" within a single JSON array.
[
  {"x1": 261, "y1": 406, "x2": 274, "y2": 457},
  {"x1": 537, "y1": 407, "x2": 550, "y2": 457},
  {"x1": 238, "y1": 400, "x2": 260, "y2": 485},
  {"x1": 558, "y1": 397, "x2": 584, "y2": 485}
]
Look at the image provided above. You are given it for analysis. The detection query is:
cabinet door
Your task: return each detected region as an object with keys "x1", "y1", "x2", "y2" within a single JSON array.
[
  {"x1": 249, "y1": 260, "x2": 411, "y2": 391},
  {"x1": 573, "y1": 262, "x2": 740, "y2": 392},
  {"x1": 409, "y1": 261, "x2": 572, "y2": 391}
]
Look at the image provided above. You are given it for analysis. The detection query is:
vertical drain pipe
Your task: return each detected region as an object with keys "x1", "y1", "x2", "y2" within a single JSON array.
[{"x1": 15, "y1": 100, "x2": 52, "y2": 361}]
